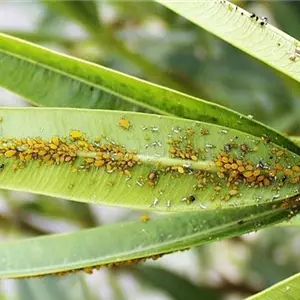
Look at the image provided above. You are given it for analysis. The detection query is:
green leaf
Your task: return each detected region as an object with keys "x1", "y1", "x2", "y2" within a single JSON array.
[
  {"x1": 43, "y1": 1, "x2": 191, "y2": 94},
  {"x1": 247, "y1": 272, "x2": 300, "y2": 299},
  {"x1": 17, "y1": 277, "x2": 68, "y2": 300},
  {"x1": 45, "y1": 1, "x2": 100, "y2": 32},
  {"x1": 0, "y1": 198, "x2": 299, "y2": 279},
  {"x1": 155, "y1": 0, "x2": 300, "y2": 83},
  {"x1": 131, "y1": 265, "x2": 222, "y2": 300},
  {"x1": 0, "y1": 33, "x2": 298, "y2": 155},
  {"x1": 16, "y1": 275, "x2": 90, "y2": 300},
  {"x1": 0, "y1": 108, "x2": 299, "y2": 211}
]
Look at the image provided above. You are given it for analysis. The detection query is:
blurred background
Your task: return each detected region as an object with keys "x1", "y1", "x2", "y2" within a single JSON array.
[{"x1": 0, "y1": 1, "x2": 300, "y2": 299}]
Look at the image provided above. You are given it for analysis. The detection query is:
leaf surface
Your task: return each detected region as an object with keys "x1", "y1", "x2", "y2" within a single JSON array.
[
  {"x1": 0, "y1": 108, "x2": 299, "y2": 211},
  {"x1": 247, "y1": 272, "x2": 300, "y2": 300},
  {"x1": 0, "y1": 33, "x2": 298, "y2": 155},
  {"x1": 155, "y1": 0, "x2": 300, "y2": 83},
  {"x1": 0, "y1": 199, "x2": 298, "y2": 279}
]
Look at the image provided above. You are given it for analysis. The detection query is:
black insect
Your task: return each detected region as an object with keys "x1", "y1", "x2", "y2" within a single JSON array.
[
  {"x1": 282, "y1": 175, "x2": 287, "y2": 183},
  {"x1": 188, "y1": 195, "x2": 196, "y2": 203},
  {"x1": 260, "y1": 16, "x2": 268, "y2": 26},
  {"x1": 250, "y1": 13, "x2": 256, "y2": 18},
  {"x1": 0, "y1": 164, "x2": 4, "y2": 170},
  {"x1": 237, "y1": 220, "x2": 245, "y2": 225}
]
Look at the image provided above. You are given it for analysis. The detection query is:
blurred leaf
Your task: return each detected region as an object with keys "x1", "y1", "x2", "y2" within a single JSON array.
[
  {"x1": 0, "y1": 33, "x2": 298, "y2": 155},
  {"x1": 17, "y1": 277, "x2": 68, "y2": 300},
  {"x1": 19, "y1": 195, "x2": 96, "y2": 228},
  {"x1": 247, "y1": 272, "x2": 300, "y2": 299},
  {"x1": 156, "y1": 0, "x2": 300, "y2": 83},
  {"x1": 45, "y1": 1, "x2": 100, "y2": 32},
  {"x1": 1, "y1": 30, "x2": 87, "y2": 48},
  {"x1": 132, "y1": 265, "x2": 222, "y2": 300},
  {"x1": 17, "y1": 275, "x2": 90, "y2": 300},
  {"x1": 0, "y1": 199, "x2": 299, "y2": 278},
  {"x1": 270, "y1": 2, "x2": 300, "y2": 40},
  {"x1": 43, "y1": 1, "x2": 192, "y2": 94},
  {"x1": 0, "y1": 108, "x2": 299, "y2": 211}
]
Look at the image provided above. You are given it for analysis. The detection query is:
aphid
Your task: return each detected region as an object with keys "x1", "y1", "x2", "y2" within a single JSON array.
[
  {"x1": 187, "y1": 195, "x2": 196, "y2": 203},
  {"x1": 290, "y1": 54, "x2": 297, "y2": 61},
  {"x1": 201, "y1": 128, "x2": 209, "y2": 135},
  {"x1": 282, "y1": 175, "x2": 287, "y2": 183},
  {"x1": 119, "y1": 118, "x2": 131, "y2": 130},
  {"x1": 148, "y1": 171, "x2": 158, "y2": 181},
  {"x1": 237, "y1": 220, "x2": 244, "y2": 225},
  {"x1": 0, "y1": 164, "x2": 4, "y2": 170},
  {"x1": 178, "y1": 166, "x2": 185, "y2": 174},
  {"x1": 199, "y1": 204, "x2": 207, "y2": 209},
  {"x1": 240, "y1": 144, "x2": 248, "y2": 152},
  {"x1": 166, "y1": 200, "x2": 171, "y2": 208},
  {"x1": 263, "y1": 135, "x2": 271, "y2": 144},
  {"x1": 260, "y1": 16, "x2": 268, "y2": 26},
  {"x1": 140, "y1": 215, "x2": 150, "y2": 223},
  {"x1": 70, "y1": 130, "x2": 83, "y2": 139},
  {"x1": 250, "y1": 13, "x2": 256, "y2": 19}
]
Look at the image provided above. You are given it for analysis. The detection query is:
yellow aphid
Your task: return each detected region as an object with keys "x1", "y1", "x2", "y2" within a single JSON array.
[
  {"x1": 178, "y1": 166, "x2": 185, "y2": 174},
  {"x1": 243, "y1": 171, "x2": 253, "y2": 178},
  {"x1": 70, "y1": 130, "x2": 83, "y2": 139},
  {"x1": 253, "y1": 169, "x2": 260, "y2": 177},
  {"x1": 85, "y1": 158, "x2": 94, "y2": 164},
  {"x1": 52, "y1": 136, "x2": 59, "y2": 146},
  {"x1": 229, "y1": 189, "x2": 239, "y2": 196},
  {"x1": 284, "y1": 169, "x2": 293, "y2": 176},
  {"x1": 124, "y1": 169, "x2": 131, "y2": 176},
  {"x1": 292, "y1": 166, "x2": 300, "y2": 172},
  {"x1": 94, "y1": 160, "x2": 104, "y2": 167},
  {"x1": 140, "y1": 215, "x2": 150, "y2": 223},
  {"x1": 5, "y1": 150, "x2": 16, "y2": 158},
  {"x1": 119, "y1": 118, "x2": 131, "y2": 129}
]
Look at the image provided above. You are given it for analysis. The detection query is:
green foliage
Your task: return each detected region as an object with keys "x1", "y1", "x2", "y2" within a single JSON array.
[
  {"x1": 247, "y1": 273, "x2": 300, "y2": 299},
  {"x1": 156, "y1": 0, "x2": 300, "y2": 83},
  {"x1": 0, "y1": 0, "x2": 299, "y2": 299},
  {"x1": 0, "y1": 200, "x2": 296, "y2": 278}
]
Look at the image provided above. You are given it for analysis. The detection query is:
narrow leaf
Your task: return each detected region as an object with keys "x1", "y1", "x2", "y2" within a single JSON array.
[
  {"x1": 0, "y1": 108, "x2": 299, "y2": 211},
  {"x1": 0, "y1": 33, "x2": 298, "y2": 154},
  {"x1": 132, "y1": 265, "x2": 222, "y2": 300},
  {"x1": 0, "y1": 198, "x2": 299, "y2": 279},
  {"x1": 247, "y1": 272, "x2": 300, "y2": 299},
  {"x1": 155, "y1": 0, "x2": 300, "y2": 83}
]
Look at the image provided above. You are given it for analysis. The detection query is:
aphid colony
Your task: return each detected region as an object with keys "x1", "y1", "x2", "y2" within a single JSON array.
[
  {"x1": 0, "y1": 117, "x2": 299, "y2": 208},
  {"x1": 53, "y1": 254, "x2": 164, "y2": 277},
  {"x1": 0, "y1": 130, "x2": 139, "y2": 175}
]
